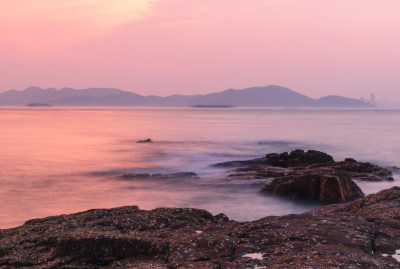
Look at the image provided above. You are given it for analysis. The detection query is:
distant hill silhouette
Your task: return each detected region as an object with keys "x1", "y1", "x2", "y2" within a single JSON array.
[
  {"x1": 187, "y1": 86, "x2": 315, "y2": 107},
  {"x1": 0, "y1": 85, "x2": 373, "y2": 107}
]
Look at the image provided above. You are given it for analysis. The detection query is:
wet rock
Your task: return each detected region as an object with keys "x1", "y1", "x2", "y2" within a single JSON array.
[
  {"x1": 264, "y1": 149, "x2": 334, "y2": 168},
  {"x1": 332, "y1": 161, "x2": 393, "y2": 180},
  {"x1": 309, "y1": 186, "x2": 400, "y2": 219},
  {"x1": 261, "y1": 172, "x2": 364, "y2": 203},
  {"x1": 212, "y1": 158, "x2": 264, "y2": 168},
  {"x1": 221, "y1": 150, "x2": 394, "y2": 203},
  {"x1": 153, "y1": 172, "x2": 198, "y2": 179},
  {"x1": 137, "y1": 139, "x2": 153, "y2": 143},
  {"x1": 345, "y1": 158, "x2": 357, "y2": 163},
  {"x1": 2, "y1": 188, "x2": 400, "y2": 268},
  {"x1": 121, "y1": 173, "x2": 151, "y2": 179}
]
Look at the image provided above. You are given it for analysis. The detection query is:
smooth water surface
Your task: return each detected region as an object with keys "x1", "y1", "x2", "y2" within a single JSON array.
[{"x1": 0, "y1": 107, "x2": 399, "y2": 228}]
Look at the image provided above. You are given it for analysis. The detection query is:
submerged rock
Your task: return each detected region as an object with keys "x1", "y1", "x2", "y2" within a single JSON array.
[
  {"x1": 120, "y1": 172, "x2": 198, "y2": 179},
  {"x1": 212, "y1": 158, "x2": 265, "y2": 168},
  {"x1": 1, "y1": 188, "x2": 400, "y2": 268}
]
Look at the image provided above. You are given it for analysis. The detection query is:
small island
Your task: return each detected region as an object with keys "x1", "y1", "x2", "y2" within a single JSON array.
[{"x1": 25, "y1": 103, "x2": 52, "y2": 107}]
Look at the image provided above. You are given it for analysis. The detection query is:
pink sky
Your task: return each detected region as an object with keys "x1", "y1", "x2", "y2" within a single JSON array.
[{"x1": 1, "y1": 0, "x2": 399, "y2": 101}]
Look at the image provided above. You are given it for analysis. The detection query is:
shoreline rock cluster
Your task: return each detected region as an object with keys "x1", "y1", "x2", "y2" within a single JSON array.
[
  {"x1": 218, "y1": 149, "x2": 393, "y2": 203},
  {"x1": 1, "y1": 187, "x2": 400, "y2": 268}
]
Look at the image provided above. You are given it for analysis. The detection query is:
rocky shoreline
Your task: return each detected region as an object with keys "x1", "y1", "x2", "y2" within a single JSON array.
[
  {"x1": 1, "y1": 188, "x2": 400, "y2": 268},
  {"x1": 1, "y1": 150, "x2": 399, "y2": 268},
  {"x1": 217, "y1": 149, "x2": 393, "y2": 203}
]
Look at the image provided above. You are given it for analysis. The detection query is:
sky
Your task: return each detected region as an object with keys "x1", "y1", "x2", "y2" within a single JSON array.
[{"x1": 0, "y1": 0, "x2": 399, "y2": 101}]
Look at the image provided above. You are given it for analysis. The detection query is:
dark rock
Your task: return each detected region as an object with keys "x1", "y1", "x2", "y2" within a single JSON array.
[
  {"x1": 212, "y1": 158, "x2": 264, "y2": 168},
  {"x1": 155, "y1": 172, "x2": 198, "y2": 178},
  {"x1": 2, "y1": 188, "x2": 400, "y2": 268},
  {"x1": 264, "y1": 152, "x2": 289, "y2": 167},
  {"x1": 228, "y1": 166, "x2": 286, "y2": 180},
  {"x1": 345, "y1": 158, "x2": 357, "y2": 163},
  {"x1": 137, "y1": 139, "x2": 153, "y2": 143},
  {"x1": 309, "y1": 186, "x2": 400, "y2": 219},
  {"x1": 261, "y1": 172, "x2": 364, "y2": 203},
  {"x1": 221, "y1": 150, "x2": 394, "y2": 202},
  {"x1": 265, "y1": 149, "x2": 334, "y2": 168},
  {"x1": 121, "y1": 173, "x2": 151, "y2": 179},
  {"x1": 309, "y1": 187, "x2": 400, "y2": 255},
  {"x1": 334, "y1": 161, "x2": 390, "y2": 173}
]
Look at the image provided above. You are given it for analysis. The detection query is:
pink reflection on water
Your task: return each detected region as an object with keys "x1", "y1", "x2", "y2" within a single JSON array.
[{"x1": 1, "y1": 107, "x2": 399, "y2": 228}]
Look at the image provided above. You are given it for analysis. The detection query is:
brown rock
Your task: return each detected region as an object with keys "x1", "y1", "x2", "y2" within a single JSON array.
[
  {"x1": 265, "y1": 149, "x2": 334, "y2": 168},
  {"x1": 332, "y1": 161, "x2": 393, "y2": 180},
  {"x1": 217, "y1": 150, "x2": 394, "y2": 203},
  {"x1": 2, "y1": 189, "x2": 400, "y2": 268},
  {"x1": 262, "y1": 172, "x2": 364, "y2": 203}
]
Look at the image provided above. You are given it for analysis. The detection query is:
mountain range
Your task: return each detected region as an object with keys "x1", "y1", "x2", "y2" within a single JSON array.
[{"x1": 0, "y1": 85, "x2": 373, "y2": 107}]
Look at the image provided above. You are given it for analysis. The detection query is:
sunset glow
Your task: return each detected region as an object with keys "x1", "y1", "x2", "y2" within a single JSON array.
[
  {"x1": 1, "y1": 0, "x2": 400, "y2": 101},
  {"x1": 0, "y1": 0, "x2": 157, "y2": 54},
  {"x1": 1, "y1": 0, "x2": 157, "y2": 27}
]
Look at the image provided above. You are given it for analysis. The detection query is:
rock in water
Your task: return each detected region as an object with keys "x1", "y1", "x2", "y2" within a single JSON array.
[
  {"x1": 264, "y1": 149, "x2": 334, "y2": 167},
  {"x1": 120, "y1": 172, "x2": 198, "y2": 179},
  {"x1": 262, "y1": 172, "x2": 364, "y2": 203},
  {"x1": 137, "y1": 139, "x2": 153, "y2": 143},
  {"x1": 220, "y1": 149, "x2": 393, "y2": 203}
]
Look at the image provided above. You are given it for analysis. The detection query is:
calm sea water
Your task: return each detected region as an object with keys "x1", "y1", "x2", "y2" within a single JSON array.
[{"x1": 0, "y1": 107, "x2": 399, "y2": 228}]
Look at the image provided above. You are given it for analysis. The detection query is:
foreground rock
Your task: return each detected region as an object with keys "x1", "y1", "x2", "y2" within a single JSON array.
[
  {"x1": 218, "y1": 149, "x2": 393, "y2": 203},
  {"x1": 2, "y1": 188, "x2": 400, "y2": 268}
]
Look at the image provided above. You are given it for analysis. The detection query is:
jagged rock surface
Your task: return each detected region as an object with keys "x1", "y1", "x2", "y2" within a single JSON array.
[
  {"x1": 220, "y1": 149, "x2": 393, "y2": 203},
  {"x1": 264, "y1": 149, "x2": 334, "y2": 168},
  {"x1": 2, "y1": 188, "x2": 400, "y2": 268}
]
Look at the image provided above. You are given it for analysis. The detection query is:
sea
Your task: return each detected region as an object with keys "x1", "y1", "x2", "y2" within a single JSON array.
[{"x1": 0, "y1": 107, "x2": 399, "y2": 229}]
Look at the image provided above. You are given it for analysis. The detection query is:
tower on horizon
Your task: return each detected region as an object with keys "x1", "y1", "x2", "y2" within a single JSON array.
[{"x1": 370, "y1": 94, "x2": 377, "y2": 106}]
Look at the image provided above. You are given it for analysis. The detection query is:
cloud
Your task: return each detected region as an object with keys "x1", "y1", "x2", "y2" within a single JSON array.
[
  {"x1": 157, "y1": 19, "x2": 203, "y2": 29},
  {"x1": 1, "y1": 0, "x2": 158, "y2": 29},
  {"x1": 0, "y1": 0, "x2": 159, "y2": 55}
]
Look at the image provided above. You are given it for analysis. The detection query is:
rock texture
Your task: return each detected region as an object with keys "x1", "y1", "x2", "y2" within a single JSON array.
[
  {"x1": 262, "y1": 172, "x2": 363, "y2": 203},
  {"x1": 2, "y1": 188, "x2": 400, "y2": 268},
  {"x1": 221, "y1": 149, "x2": 393, "y2": 203},
  {"x1": 264, "y1": 149, "x2": 334, "y2": 168}
]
